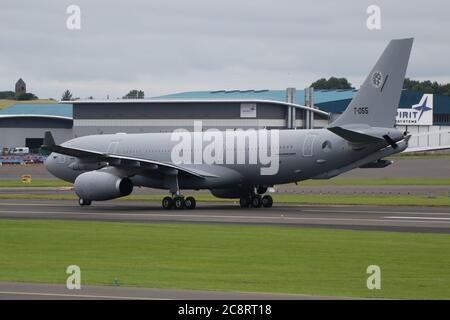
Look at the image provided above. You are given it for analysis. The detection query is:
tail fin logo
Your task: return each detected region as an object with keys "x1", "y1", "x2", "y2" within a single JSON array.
[{"x1": 371, "y1": 71, "x2": 384, "y2": 88}]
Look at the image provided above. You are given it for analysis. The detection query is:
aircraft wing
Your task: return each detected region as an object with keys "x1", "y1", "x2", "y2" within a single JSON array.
[
  {"x1": 402, "y1": 130, "x2": 450, "y2": 153},
  {"x1": 402, "y1": 145, "x2": 450, "y2": 153},
  {"x1": 42, "y1": 132, "x2": 217, "y2": 178}
]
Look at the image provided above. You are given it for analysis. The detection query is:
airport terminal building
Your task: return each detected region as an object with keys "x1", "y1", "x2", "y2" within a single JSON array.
[{"x1": 0, "y1": 88, "x2": 449, "y2": 152}]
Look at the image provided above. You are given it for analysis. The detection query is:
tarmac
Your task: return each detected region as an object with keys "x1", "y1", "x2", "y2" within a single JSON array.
[
  {"x1": 0, "y1": 199, "x2": 449, "y2": 233},
  {"x1": 0, "y1": 282, "x2": 355, "y2": 300}
]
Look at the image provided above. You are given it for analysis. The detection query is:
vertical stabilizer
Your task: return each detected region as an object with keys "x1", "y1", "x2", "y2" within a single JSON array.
[{"x1": 331, "y1": 38, "x2": 413, "y2": 128}]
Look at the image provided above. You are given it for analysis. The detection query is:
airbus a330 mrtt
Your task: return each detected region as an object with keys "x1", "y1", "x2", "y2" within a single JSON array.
[{"x1": 44, "y1": 38, "x2": 416, "y2": 210}]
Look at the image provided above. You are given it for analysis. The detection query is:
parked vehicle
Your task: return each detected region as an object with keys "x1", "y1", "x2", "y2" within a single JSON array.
[{"x1": 11, "y1": 147, "x2": 30, "y2": 155}]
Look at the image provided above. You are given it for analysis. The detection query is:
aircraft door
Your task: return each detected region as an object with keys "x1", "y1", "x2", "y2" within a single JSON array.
[
  {"x1": 107, "y1": 141, "x2": 120, "y2": 155},
  {"x1": 302, "y1": 134, "x2": 317, "y2": 157}
]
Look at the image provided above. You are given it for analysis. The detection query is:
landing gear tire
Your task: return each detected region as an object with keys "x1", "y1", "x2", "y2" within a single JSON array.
[
  {"x1": 78, "y1": 198, "x2": 91, "y2": 206},
  {"x1": 262, "y1": 195, "x2": 273, "y2": 208},
  {"x1": 174, "y1": 196, "x2": 185, "y2": 210},
  {"x1": 185, "y1": 196, "x2": 196, "y2": 210},
  {"x1": 162, "y1": 196, "x2": 173, "y2": 210},
  {"x1": 239, "y1": 196, "x2": 251, "y2": 208},
  {"x1": 251, "y1": 195, "x2": 262, "y2": 208}
]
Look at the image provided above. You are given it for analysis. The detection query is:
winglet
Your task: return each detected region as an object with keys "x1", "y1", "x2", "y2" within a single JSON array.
[{"x1": 43, "y1": 131, "x2": 56, "y2": 148}]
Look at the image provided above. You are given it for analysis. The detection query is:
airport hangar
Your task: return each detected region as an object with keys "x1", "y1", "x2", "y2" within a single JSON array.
[
  {"x1": 0, "y1": 103, "x2": 73, "y2": 153},
  {"x1": 0, "y1": 88, "x2": 449, "y2": 152}
]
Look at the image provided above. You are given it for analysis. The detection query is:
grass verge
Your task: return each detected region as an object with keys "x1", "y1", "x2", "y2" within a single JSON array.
[
  {"x1": 0, "y1": 193, "x2": 449, "y2": 206},
  {"x1": 0, "y1": 219, "x2": 449, "y2": 299},
  {"x1": 0, "y1": 99, "x2": 56, "y2": 109},
  {"x1": 1, "y1": 177, "x2": 450, "y2": 188},
  {"x1": 0, "y1": 180, "x2": 72, "y2": 188}
]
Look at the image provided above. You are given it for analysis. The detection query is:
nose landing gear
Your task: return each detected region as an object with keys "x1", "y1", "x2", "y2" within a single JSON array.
[{"x1": 78, "y1": 198, "x2": 92, "y2": 206}]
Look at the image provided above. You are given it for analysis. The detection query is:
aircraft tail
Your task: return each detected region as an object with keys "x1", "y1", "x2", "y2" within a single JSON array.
[{"x1": 331, "y1": 38, "x2": 414, "y2": 128}]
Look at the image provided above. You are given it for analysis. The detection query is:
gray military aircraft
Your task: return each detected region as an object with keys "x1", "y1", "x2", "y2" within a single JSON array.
[{"x1": 44, "y1": 38, "x2": 414, "y2": 210}]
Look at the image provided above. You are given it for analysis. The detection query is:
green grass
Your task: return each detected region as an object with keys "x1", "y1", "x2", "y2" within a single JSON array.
[
  {"x1": 0, "y1": 99, "x2": 56, "y2": 109},
  {"x1": 1, "y1": 177, "x2": 450, "y2": 188},
  {"x1": 0, "y1": 179, "x2": 72, "y2": 188},
  {"x1": 0, "y1": 178, "x2": 72, "y2": 188},
  {"x1": 0, "y1": 193, "x2": 449, "y2": 206},
  {"x1": 1, "y1": 177, "x2": 449, "y2": 206},
  {"x1": 388, "y1": 151, "x2": 450, "y2": 160},
  {"x1": 271, "y1": 194, "x2": 450, "y2": 206},
  {"x1": 300, "y1": 178, "x2": 450, "y2": 186},
  {"x1": 0, "y1": 219, "x2": 449, "y2": 299}
]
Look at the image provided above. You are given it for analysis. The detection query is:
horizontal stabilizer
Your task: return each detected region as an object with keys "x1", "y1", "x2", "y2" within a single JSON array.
[
  {"x1": 403, "y1": 145, "x2": 450, "y2": 153},
  {"x1": 327, "y1": 126, "x2": 383, "y2": 144}
]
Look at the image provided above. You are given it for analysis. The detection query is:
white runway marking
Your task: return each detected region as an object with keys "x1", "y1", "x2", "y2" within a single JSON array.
[
  {"x1": 303, "y1": 209, "x2": 450, "y2": 216},
  {"x1": 0, "y1": 291, "x2": 161, "y2": 300},
  {"x1": 1, "y1": 210, "x2": 449, "y2": 225},
  {"x1": 1, "y1": 202, "x2": 449, "y2": 217},
  {"x1": 385, "y1": 216, "x2": 450, "y2": 221}
]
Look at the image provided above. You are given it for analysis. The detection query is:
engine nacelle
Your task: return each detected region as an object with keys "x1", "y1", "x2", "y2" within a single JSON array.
[{"x1": 74, "y1": 171, "x2": 133, "y2": 201}]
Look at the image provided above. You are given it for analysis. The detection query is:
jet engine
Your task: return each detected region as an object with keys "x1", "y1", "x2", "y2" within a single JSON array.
[{"x1": 74, "y1": 171, "x2": 133, "y2": 201}]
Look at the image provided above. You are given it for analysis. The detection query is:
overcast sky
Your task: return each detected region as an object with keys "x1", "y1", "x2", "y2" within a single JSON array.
[{"x1": 1, "y1": 0, "x2": 449, "y2": 99}]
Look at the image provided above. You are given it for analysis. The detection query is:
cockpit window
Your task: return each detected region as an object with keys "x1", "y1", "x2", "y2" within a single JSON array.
[{"x1": 322, "y1": 140, "x2": 332, "y2": 152}]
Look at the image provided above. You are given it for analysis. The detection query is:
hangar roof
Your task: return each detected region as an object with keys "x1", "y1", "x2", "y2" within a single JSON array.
[
  {"x1": 155, "y1": 89, "x2": 358, "y2": 105},
  {"x1": 0, "y1": 103, "x2": 72, "y2": 119},
  {"x1": 1, "y1": 90, "x2": 446, "y2": 121},
  {"x1": 156, "y1": 89, "x2": 450, "y2": 115}
]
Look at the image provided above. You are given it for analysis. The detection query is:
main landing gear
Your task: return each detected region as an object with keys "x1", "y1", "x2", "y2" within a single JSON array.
[
  {"x1": 162, "y1": 173, "x2": 197, "y2": 210},
  {"x1": 239, "y1": 194, "x2": 273, "y2": 209},
  {"x1": 78, "y1": 198, "x2": 92, "y2": 206},
  {"x1": 162, "y1": 195, "x2": 196, "y2": 210}
]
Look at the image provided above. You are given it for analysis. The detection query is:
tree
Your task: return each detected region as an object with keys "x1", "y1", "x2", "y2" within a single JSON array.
[
  {"x1": 61, "y1": 90, "x2": 73, "y2": 101},
  {"x1": 403, "y1": 78, "x2": 450, "y2": 96},
  {"x1": 310, "y1": 77, "x2": 353, "y2": 90},
  {"x1": 0, "y1": 91, "x2": 15, "y2": 99},
  {"x1": 17, "y1": 93, "x2": 38, "y2": 100},
  {"x1": 123, "y1": 90, "x2": 145, "y2": 99}
]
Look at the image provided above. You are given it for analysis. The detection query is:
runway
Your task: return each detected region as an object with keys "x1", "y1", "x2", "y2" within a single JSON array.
[
  {"x1": 0, "y1": 199, "x2": 449, "y2": 233},
  {"x1": 0, "y1": 282, "x2": 351, "y2": 300}
]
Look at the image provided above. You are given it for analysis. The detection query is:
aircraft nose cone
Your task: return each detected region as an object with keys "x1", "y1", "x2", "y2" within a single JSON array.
[
  {"x1": 44, "y1": 153, "x2": 52, "y2": 168},
  {"x1": 44, "y1": 153, "x2": 57, "y2": 174}
]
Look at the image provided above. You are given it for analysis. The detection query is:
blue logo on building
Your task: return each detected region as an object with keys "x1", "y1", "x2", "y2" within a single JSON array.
[
  {"x1": 412, "y1": 96, "x2": 432, "y2": 121},
  {"x1": 396, "y1": 94, "x2": 433, "y2": 126}
]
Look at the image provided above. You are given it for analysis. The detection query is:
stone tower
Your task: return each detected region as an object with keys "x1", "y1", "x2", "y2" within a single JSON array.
[{"x1": 15, "y1": 78, "x2": 26, "y2": 97}]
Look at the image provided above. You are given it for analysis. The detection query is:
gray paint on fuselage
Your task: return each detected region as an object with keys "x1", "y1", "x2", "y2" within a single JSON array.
[{"x1": 47, "y1": 128, "x2": 387, "y2": 190}]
